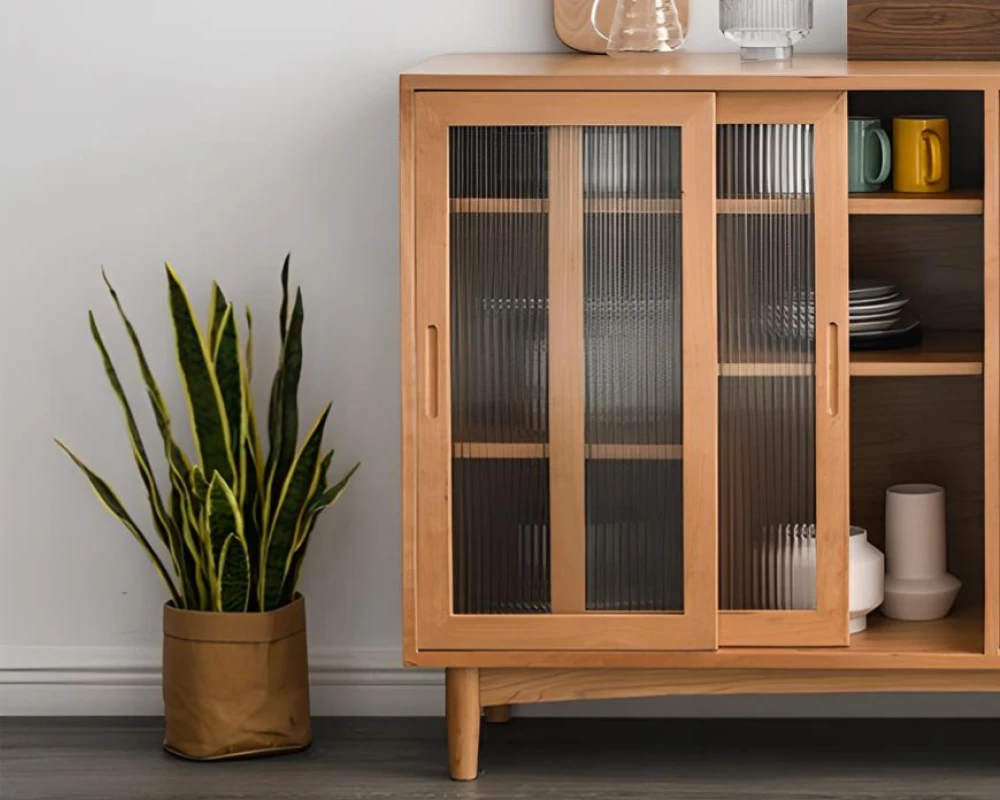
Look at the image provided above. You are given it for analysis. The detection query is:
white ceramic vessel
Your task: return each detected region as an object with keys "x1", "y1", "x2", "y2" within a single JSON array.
[
  {"x1": 849, "y1": 527, "x2": 885, "y2": 633},
  {"x1": 882, "y1": 484, "x2": 962, "y2": 621},
  {"x1": 755, "y1": 525, "x2": 884, "y2": 633}
]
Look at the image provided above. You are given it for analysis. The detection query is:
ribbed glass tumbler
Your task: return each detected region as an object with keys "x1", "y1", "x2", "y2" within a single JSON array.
[{"x1": 719, "y1": 0, "x2": 813, "y2": 62}]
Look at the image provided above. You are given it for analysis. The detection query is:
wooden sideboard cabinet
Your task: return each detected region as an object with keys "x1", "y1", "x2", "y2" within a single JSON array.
[{"x1": 399, "y1": 55, "x2": 1000, "y2": 780}]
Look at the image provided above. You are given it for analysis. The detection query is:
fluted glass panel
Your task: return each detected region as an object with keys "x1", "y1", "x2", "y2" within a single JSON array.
[
  {"x1": 718, "y1": 123, "x2": 817, "y2": 611},
  {"x1": 583, "y1": 126, "x2": 684, "y2": 612},
  {"x1": 450, "y1": 126, "x2": 550, "y2": 614}
]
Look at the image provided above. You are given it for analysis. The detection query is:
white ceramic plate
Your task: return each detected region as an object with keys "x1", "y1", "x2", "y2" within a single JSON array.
[
  {"x1": 850, "y1": 319, "x2": 920, "y2": 340},
  {"x1": 849, "y1": 279, "x2": 898, "y2": 301},
  {"x1": 850, "y1": 307, "x2": 903, "y2": 322},
  {"x1": 850, "y1": 317, "x2": 899, "y2": 333},
  {"x1": 848, "y1": 294, "x2": 910, "y2": 315}
]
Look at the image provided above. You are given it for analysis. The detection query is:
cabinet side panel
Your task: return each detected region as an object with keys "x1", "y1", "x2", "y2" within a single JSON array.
[{"x1": 986, "y1": 90, "x2": 1000, "y2": 656}]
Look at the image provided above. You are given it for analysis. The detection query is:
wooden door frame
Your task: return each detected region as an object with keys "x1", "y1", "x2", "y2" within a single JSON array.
[
  {"x1": 409, "y1": 91, "x2": 718, "y2": 651},
  {"x1": 715, "y1": 92, "x2": 852, "y2": 647}
]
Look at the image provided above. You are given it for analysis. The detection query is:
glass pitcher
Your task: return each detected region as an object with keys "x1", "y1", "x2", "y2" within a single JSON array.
[{"x1": 592, "y1": 0, "x2": 685, "y2": 56}]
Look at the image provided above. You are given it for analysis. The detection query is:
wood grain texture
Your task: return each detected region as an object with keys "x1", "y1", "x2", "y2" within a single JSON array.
[
  {"x1": 446, "y1": 668, "x2": 480, "y2": 780},
  {"x1": 850, "y1": 217, "x2": 984, "y2": 331},
  {"x1": 400, "y1": 83, "x2": 418, "y2": 665},
  {"x1": 850, "y1": 330, "x2": 984, "y2": 376},
  {"x1": 849, "y1": 190, "x2": 984, "y2": 216},
  {"x1": 480, "y1": 667, "x2": 1000, "y2": 706},
  {"x1": 554, "y1": 0, "x2": 689, "y2": 54},
  {"x1": 984, "y1": 90, "x2": 1000, "y2": 655},
  {"x1": 6, "y1": 718, "x2": 1000, "y2": 799},
  {"x1": 401, "y1": 55, "x2": 1000, "y2": 93},
  {"x1": 548, "y1": 127, "x2": 586, "y2": 614},
  {"x1": 848, "y1": 0, "x2": 1000, "y2": 61}
]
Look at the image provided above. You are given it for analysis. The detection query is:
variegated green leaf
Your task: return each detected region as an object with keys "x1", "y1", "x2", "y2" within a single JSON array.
[
  {"x1": 102, "y1": 270, "x2": 191, "y2": 479},
  {"x1": 171, "y1": 468, "x2": 209, "y2": 608},
  {"x1": 280, "y1": 461, "x2": 359, "y2": 605},
  {"x1": 218, "y1": 533, "x2": 250, "y2": 612},
  {"x1": 264, "y1": 284, "x2": 303, "y2": 530},
  {"x1": 212, "y1": 304, "x2": 245, "y2": 479},
  {"x1": 278, "y1": 253, "x2": 290, "y2": 344},
  {"x1": 207, "y1": 282, "x2": 229, "y2": 352},
  {"x1": 206, "y1": 472, "x2": 243, "y2": 577},
  {"x1": 166, "y1": 264, "x2": 235, "y2": 486},
  {"x1": 56, "y1": 440, "x2": 181, "y2": 606},
  {"x1": 260, "y1": 404, "x2": 329, "y2": 610}
]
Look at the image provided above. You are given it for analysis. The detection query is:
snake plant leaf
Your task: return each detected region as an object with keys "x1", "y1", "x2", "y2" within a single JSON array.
[
  {"x1": 260, "y1": 403, "x2": 330, "y2": 610},
  {"x1": 242, "y1": 439, "x2": 262, "y2": 602},
  {"x1": 102, "y1": 270, "x2": 192, "y2": 478},
  {"x1": 166, "y1": 264, "x2": 235, "y2": 486},
  {"x1": 280, "y1": 461, "x2": 359, "y2": 605},
  {"x1": 89, "y1": 312, "x2": 173, "y2": 551},
  {"x1": 278, "y1": 253, "x2": 290, "y2": 344},
  {"x1": 56, "y1": 440, "x2": 182, "y2": 607},
  {"x1": 245, "y1": 307, "x2": 255, "y2": 381},
  {"x1": 212, "y1": 304, "x2": 246, "y2": 480},
  {"x1": 217, "y1": 532, "x2": 250, "y2": 612},
  {"x1": 206, "y1": 472, "x2": 243, "y2": 577},
  {"x1": 171, "y1": 468, "x2": 209, "y2": 608},
  {"x1": 188, "y1": 464, "x2": 209, "y2": 504},
  {"x1": 264, "y1": 287, "x2": 304, "y2": 530},
  {"x1": 207, "y1": 282, "x2": 229, "y2": 352},
  {"x1": 169, "y1": 480, "x2": 201, "y2": 609}
]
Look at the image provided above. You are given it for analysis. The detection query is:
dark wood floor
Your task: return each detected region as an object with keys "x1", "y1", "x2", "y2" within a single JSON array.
[{"x1": 2, "y1": 717, "x2": 999, "y2": 799}]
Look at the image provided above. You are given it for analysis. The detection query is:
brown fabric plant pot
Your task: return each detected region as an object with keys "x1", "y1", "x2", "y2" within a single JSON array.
[{"x1": 162, "y1": 595, "x2": 311, "y2": 760}]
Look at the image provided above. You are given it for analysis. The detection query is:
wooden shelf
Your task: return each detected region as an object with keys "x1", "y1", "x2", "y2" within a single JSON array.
[
  {"x1": 721, "y1": 332, "x2": 983, "y2": 378},
  {"x1": 844, "y1": 608, "x2": 984, "y2": 657},
  {"x1": 851, "y1": 331, "x2": 984, "y2": 377},
  {"x1": 453, "y1": 443, "x2": 683, "y2": 460},
  {"x1": 849, "y1": 190, "x2": 983, "y2": 216},
  {"x1": 451, "y1": 192, "x2": 985, "y2": 217}
]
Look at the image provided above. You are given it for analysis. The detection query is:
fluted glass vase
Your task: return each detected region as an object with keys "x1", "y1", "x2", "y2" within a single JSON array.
[{"x1": 720, "y1": 0, "x2": 813, "y2": 62}]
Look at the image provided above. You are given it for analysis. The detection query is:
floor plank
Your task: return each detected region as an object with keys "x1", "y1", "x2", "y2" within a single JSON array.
[{"x1": 1, "y1": 717, "x2": 999, "y2": 799}]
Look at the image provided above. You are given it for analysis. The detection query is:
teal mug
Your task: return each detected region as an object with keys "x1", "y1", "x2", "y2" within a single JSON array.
[{"x1": 849, "y1": 117, "x2": 892, "y2": 193}]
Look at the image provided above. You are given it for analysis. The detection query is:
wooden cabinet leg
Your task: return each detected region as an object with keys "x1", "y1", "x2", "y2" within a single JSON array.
[
  {"x1": 446, "y1": 667, "x2": 480, "y2": 781},
  {"x1": 483, "y1": 704, "x2": 512, "y2": 724}
]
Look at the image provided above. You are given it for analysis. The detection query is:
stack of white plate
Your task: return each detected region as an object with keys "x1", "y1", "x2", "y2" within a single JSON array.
[{"x1": 850, "y1": 279, "x2": 917, "y2": 341}]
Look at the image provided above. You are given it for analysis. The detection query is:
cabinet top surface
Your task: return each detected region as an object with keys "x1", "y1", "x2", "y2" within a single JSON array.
[{"x1": 401, "y1": 54, "x2": 1000, "y2": 90}]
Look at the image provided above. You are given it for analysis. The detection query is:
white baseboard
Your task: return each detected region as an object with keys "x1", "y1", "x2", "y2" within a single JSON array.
[{"x1": 3, "y1": 646, "x2": 1000, "y2": 717}]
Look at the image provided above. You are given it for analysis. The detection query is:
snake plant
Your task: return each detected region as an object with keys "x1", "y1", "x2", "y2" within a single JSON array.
[{"x1": 57, "y1": 258, "x2": 358, "y2": 612}]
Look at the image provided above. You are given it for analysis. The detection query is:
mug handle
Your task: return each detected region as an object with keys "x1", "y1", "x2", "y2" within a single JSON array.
[
  {"x1": 923, "y1": 130, "x2": 943, "y2": 185},
  {"x1": 591, "y1": 0, "x2": 610, "y2": 44},
  {"x1": 866, "y1": 127, "x2": 892, "y2": 185}
]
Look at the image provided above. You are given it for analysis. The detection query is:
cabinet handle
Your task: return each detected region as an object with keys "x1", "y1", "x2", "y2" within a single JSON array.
[
  {"x1": 827, "y1": 322, "x2": 839, "y2": 417},
  {"x1": 425, "y1": 325, "x2": 439, "y2": 419}
]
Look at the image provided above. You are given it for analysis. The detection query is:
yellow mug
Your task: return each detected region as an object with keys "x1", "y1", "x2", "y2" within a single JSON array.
[{"x1": 893, "y1": 116, "x2": 950, "y2": 193}]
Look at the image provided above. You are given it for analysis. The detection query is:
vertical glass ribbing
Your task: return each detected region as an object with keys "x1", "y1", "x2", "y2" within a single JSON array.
[
  {"x1": 718, "y1": 123, "x2": 818, "y2": 611},
  {"x1": 583, "y1": 126, "x2": 684, "y2": 612},
  {"x1": 450, "y1": 126, "x2": 550, "y2": 614}
]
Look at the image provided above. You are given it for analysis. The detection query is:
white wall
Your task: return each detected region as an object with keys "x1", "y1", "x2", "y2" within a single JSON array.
[{"x1": 2, "y1": 0, "x2": 997, "y2": 716}]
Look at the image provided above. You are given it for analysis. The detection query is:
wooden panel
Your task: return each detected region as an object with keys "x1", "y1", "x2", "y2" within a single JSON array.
[
  {"x1": 716, "y1": 92, "x2": 851, "y2": 647},
  {"x1": 549, "y1": 127, "x2": 586, "y2": 614},
  {"x1": 554, "y1": 0, "x2": 689, "y2": 54},
  {"x1": 413, "y1": 92, "x2": 719, "y2": 651},
  {"x1": 850, "y1": 217, "x2": 984, "y2": 331},
  {"x1": 849, "y1": 191, "x2": 984, "y2": 216},
  {"x1": 452, "y1": 443, "x2": 684, "y2": 460},
  {"x1": 401, "y1": 55, "x2": 1000, "y2": 94},
  {"x1": 848, "y1": 0, "x2": 1000, "y2": 61},
  {"x1": 480, "y1": 666, "x2": 1000, "y2": 706},
  {"x1": 850, "y1": 331, "x2": 984, "y2": 377},
  {"x1": 400, "y1": 84, "x2": 418, "y2": 662},
  {"x1": 851, "y1": 378, "x2": 985, "y2": 609},
  {"x1": 985, "y1": 91, "x2": 1000, "y2": 655}
]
